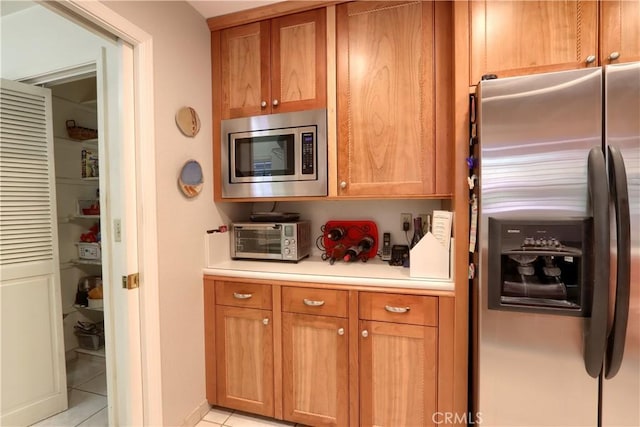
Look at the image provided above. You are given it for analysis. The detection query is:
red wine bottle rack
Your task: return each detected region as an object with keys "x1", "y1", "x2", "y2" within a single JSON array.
[{"x1": 322, "y1": 220, "x2": 379, "y2": 263}]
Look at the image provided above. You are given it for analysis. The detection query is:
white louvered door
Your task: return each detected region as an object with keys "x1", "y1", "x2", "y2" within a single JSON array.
[{"x1": 0, "y1": 78, "x2": 67, "y2": 426}]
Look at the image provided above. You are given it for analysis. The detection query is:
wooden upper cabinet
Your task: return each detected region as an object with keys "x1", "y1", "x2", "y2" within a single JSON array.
[
  {"x1": 271, "y1": 9, "x2": 327, "y2": 114},
  {"x1": 470, "y1": 1, "x2": 599, "y2": 84},
  {"x1": 600, "y1": 0, "x2": 640, "y2": 65},
  {"x1": 220, "y1": 21, "x2": 270, "y2": 119},
  {"x1": 218, "y1": 9, "x2": 326, "y2": 119},
  {"x1": 336, "y1": 1, "x2": 452, "y2": 198}
]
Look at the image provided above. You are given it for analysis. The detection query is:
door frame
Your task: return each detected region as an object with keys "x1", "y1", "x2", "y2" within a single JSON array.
[{"x1": 47, "y1": 1, "x2": 163, "y2": 424}]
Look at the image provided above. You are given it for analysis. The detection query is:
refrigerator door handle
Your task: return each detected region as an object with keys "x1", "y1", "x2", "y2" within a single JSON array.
[
  {"x1": 584, "y1": 147, "x2": 610, "y2": 378},
  {"x1": 604, "y1": 145, "x2": 631, "y2": 379}
]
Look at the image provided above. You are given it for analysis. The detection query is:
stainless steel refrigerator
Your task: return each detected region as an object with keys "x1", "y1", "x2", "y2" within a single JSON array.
[{"x1": 474, "y1": 62, "x2": 639, "y2": 426}]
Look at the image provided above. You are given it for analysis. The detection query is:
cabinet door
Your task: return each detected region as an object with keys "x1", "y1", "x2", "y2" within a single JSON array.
[
  {"x1": 271, "y1": 9, "x2": 327, "y2": 113},
  {"x1": 600, "y1": 0, "x2": 640, "y2": 65},
  {"x1": 336, "y1": 1, "x2": 436, "y2": 197},
  {"x1": 470, "y1": 1, "x2": 598, "y2": 84},
  {"x1": 220, "y1": 21, "x2": 271, "y2": 119},
  {"x1": 359, "y1": 320, "x2": 437, "y2": 427},
  {"x1": 282, "y1": 313, "x2": 348, "y2": 426},
  {"x1": 215, "y1": 306, "x2": 274, "y2": 416}
]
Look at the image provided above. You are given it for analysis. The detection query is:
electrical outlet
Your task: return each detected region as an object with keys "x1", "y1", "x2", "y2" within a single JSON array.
[
  {"x1": 418, "y1": 214, "x2": 429, "y2": 234},
  {"x1": 401, "y1": 213, "x2": 412, "y2": 232}
]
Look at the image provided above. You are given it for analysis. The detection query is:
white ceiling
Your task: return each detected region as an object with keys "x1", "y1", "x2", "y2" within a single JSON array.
[
  {"x1": 1, "y1": 1, "x2": 283, "y2": 20},
  {"x1": 0, "y1": 1, "x2": 37, "y2": 17},
  {"x1": 186, "y1": 0, "x2": 284, "y2": 19}
]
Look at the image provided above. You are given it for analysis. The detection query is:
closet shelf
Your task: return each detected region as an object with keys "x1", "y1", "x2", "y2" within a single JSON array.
[
  {"x1": 73, "y1": 258, "x2": 102, "y2": 266},
  {"x1": 73, "y1": 303, "x2": 103, "y2": 312},
  {"x1": 54, "y1": 135, "x2": 98, "y2": 146},
  {"x1": 57, "y1": 214, "x2": 100, "y2": 224}
]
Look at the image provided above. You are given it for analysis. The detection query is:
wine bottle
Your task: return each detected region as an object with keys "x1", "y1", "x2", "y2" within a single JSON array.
[
  {"x1": 343, "y1": 235, "x2": 375, "y2": 262},
  {"x1": 410, "y1": 217, "x2": 423, "y2": 249},
  {"x1": 327, "y1": 226, "x2": 345, "y2": 241}
]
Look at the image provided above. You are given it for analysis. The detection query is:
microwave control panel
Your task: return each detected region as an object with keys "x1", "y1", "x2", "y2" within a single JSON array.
[{"x1": 301, "y1": 132, "x2": 315, "y2": 175}]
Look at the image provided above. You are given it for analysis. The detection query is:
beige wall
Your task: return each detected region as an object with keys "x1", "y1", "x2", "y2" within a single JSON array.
[{"x1": 101, "y1": 1, "x2": 217, "y2": 425}]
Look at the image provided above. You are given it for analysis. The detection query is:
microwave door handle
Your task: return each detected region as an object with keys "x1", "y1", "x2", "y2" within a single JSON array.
[
  {"x1": 605, "y1": 146, "x2": 631, "y2": 379},
  {"x1": 584, "y1": 147, "x2": 610, "y2": 378}
]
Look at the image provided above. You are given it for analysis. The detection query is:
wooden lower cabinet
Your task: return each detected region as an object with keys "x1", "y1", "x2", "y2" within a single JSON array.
[
  {"x1": 282, "y1": 312, "x2": 349, "y2": 426},
  {"x1": 359, "y1": 320, "x2": 437, "y2": 427},
  {"x1": 215, "y1": 305, "x2": 274, "y2": 417},
  {"x1": 358, "y1": 292, "x2": 439, "y2": 427},
  {"x1": 204, "y1": 278, "x2": 449, "y2": 426}
]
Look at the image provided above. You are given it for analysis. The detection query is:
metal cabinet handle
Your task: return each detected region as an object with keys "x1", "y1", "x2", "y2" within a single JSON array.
[
  {"x1": 608, "y1": 51, "x2": 620, "y2": 61},
  {"x1": 233, "y1": 292, "x2": 253, "y2": 300},
  {"x1": 338, "y1": 328, "x2": 345, "y2": 336},
  {"x1": 361, "y1": 330, "x2": 368, "y2": 338},
  {"x1": 272, "y1": 99, "x2": 279, "y2": 106},
  {"x1": 340, "y1": 181, "x2": 347, "y2": 189},
  {"x1": 303, "y1": 298, "x2": 325, "y2": 307},
  {"x1": 260, "y1": 101, "x2": 267, "y2": 108},
  {"x1": 384, "y1": 305, "x2": 410, "y2": 314},
  {"x1": 262, "y1": 318, "x2": 269, "y2": 326},
  {"x1": 585, "y1": 55, "x2": 597, "y2": 64}
]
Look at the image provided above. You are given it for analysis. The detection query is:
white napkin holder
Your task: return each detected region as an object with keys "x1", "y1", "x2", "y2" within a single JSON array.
[{"x1": 409, "y1": 233, "x2": 454, "y2": 280}]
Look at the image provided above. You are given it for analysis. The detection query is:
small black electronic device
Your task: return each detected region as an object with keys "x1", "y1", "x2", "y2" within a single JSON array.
[
  {"x1": 389, "y1": 244, "x2": 410, "y2": 266},
  {"x1": 381, "y1": 232, "x2": 392, "y2": 261}
]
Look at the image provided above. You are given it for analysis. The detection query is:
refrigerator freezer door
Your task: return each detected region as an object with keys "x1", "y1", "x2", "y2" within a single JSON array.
[
  {"x1": 602, "y1": 61, "x2": 640, "y2": 427},
  {"x1": 476, "y1": 68, "x2": 603, "y2": 426}
]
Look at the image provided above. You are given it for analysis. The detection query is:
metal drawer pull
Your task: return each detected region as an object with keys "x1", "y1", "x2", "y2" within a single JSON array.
[
  {"x1": 384, "y1": 305, "x2": 410, "y2": 314},
  {"x1": 361, "y1": 330, "x2": 368, "y2": 338},
  {"x1": 263, "y1": 318, "x2": 269, "y2": 326},
  {"x1": 303, "y1": 298, "x2": 325, "y2": 307},
  {"x1": 233, "y1": 292, "x2": 253, "y2": 300},
  {"x1": 338, "y1": 328, "x2": 345, "y2": 336}
]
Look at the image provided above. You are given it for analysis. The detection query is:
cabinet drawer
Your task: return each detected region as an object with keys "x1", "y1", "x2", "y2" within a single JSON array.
[
  {"x1": 359, "y1": 292, "x2": 437, "y2": 326},
  {"x1": 282, "y1": 287, "x2": 348, "y2": 318},
  {"x1": 215, "y1": 281, "x2": 272, "y2": 309}
]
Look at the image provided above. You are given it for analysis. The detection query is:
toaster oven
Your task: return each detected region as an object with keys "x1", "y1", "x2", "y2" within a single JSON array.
[{"x1": 230, "y1": 221, "x2": 311, "y2": 262}]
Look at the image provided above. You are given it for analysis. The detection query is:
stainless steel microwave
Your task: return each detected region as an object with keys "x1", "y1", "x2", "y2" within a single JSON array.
[
  {"x1": 230, "y1": 221, "x2": 312, "y2": 262},
  {"x1": 221, "y1": 109, "x2": 328, "y2": 198}
]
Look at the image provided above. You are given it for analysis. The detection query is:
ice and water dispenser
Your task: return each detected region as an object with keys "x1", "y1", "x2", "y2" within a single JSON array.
[{"x1": 488, "y1": 218, "x2": 593, "y2": 316}]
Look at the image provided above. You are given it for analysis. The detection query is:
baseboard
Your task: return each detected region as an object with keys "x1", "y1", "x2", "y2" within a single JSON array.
[{"x1": 182, "y1": 400, "x2": 210, "y2": 427}]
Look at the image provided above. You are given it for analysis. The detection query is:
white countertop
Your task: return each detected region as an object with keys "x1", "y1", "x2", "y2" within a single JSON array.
[{"x1": 203, "y1": 255, "x2": 454, "y2": 292}]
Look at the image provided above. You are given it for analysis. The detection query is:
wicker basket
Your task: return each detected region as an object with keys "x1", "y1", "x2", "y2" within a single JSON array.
[{"x1": 66, "y1": 120, "x2": 98, "y2": 140}]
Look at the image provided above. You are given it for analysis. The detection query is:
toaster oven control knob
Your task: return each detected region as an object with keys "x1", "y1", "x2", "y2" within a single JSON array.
[
  {"x1": 284, "y1": 239, "x2": 290, "y2": 246},
  {"x1": 261, "y1": 101, "x2": 267, "y2": 108},
  {"x1": 284, "y1": 248, "x2": 291, "y2": 255},
  {"x1": 291, "y1": 239, "x2": 295, "y2": 244},
  {"x1": 272, "y1": 99, "x2": 279, "y2": 107}
]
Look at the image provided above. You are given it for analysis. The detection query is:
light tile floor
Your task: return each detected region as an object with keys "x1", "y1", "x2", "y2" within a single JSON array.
[
  {"x1": 31, "y1": 354, "x2": 108, "y2": 427},
  {"x1": 196, "y1": 407, "x2": 304, "y2": 427},
  {"x1": 32, "y1": 357, "x2": 302, "y2": 427}
]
